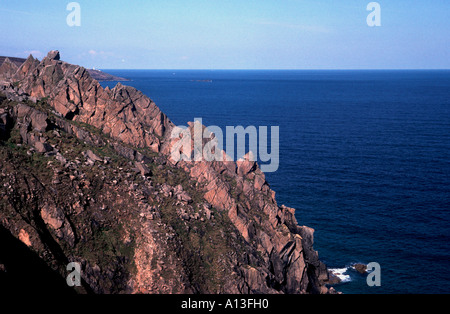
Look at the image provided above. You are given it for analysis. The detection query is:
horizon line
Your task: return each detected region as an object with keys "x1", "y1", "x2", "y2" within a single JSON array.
[
  {"x1": 2, "y1": 55, "x2": 449, "y2": 71},
  {"x1": 97, "y1": 68, "x2": 450, "y2": 71}
]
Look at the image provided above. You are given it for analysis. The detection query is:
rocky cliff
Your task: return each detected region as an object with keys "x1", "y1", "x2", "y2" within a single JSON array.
[
  {"x1": 0, "y1": 56, "x2": 128, "y2": 82},
  {"x1": 0, "y1": 51, "x2": 334, "y2": 294}
]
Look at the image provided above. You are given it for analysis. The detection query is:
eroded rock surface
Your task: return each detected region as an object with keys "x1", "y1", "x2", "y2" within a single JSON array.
[{"x1": 0, "y1": 51, "x2": 335, "y2": 294}]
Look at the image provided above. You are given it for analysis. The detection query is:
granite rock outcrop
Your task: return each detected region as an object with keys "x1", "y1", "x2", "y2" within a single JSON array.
[{"x1": 0, "y1": 51, "x2": 334, "y2": 294}]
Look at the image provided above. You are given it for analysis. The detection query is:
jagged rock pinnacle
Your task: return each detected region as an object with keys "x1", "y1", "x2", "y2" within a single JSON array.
[{"x1": 47, "y1": 50, "x2": 61, "y2": 61}]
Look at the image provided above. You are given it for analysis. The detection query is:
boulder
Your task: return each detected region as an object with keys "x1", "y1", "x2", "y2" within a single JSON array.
[
  {"x1": 85, "y1": 150, "x2": 103, "y2": 163},
  {"x1": 29, "y1": 111, "x2": 49, "y2": 132},
  {"x1": 14, "y1": 104, "x2": 48, "y2": 132},
  {"x1": 134, "y1": 161, "x2": 151, "y2": 176},
  {"x1": 204, "y1": 206, "x2": 213, "y2": 220},
  {"x1": 113, "y1": 143, "x2": 136, "y2": 160},
  {"x1": 327, "y1": 271, "x2": 342, "y2": 285},
  {"x1": 34, "y1": 141, "x2": 53, "y2": 153},
  {"x1": 41, "y1": 205, "x2": 65, "y2": 230},
  {"x1": 177, "y1": 191, "x2": 192, "y2": 203},
  {"x1": 46, "y1": 50, "x2": 61, "y2": 61},
  {"x1": 353, "y1": 263, "x2": 368, "y2": 274}
]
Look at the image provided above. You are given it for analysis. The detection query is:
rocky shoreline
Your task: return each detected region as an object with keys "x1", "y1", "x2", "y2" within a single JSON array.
[
  {"x1": 0, "y1": 51, "x2": 337, "y2": 294},
  {"x1": 327, "y1": 263, "x2": 369, "y2": 285}
]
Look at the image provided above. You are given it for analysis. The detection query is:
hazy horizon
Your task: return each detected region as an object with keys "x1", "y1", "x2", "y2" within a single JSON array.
[{"x1": 1, "y1": 0, "x2": 449, "y2": 70}]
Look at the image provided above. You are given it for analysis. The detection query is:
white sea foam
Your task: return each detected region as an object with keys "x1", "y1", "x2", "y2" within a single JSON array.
[{"x1": 329, "y1": 267, "x2": 351, "y2": 283}]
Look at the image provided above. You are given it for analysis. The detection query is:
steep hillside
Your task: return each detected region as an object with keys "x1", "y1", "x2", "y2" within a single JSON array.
[{"x1": 0, "y1": 51, "x2": 334, "y2": 294}]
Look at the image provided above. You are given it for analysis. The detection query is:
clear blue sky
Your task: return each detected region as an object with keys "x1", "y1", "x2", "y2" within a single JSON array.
[{"x1": 1, "y1": 0, "x2": 449, "y2": 69}]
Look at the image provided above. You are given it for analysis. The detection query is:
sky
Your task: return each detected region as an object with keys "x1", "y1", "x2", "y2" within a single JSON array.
[{"x1": 0, "y1": 0, "x2": 449, "y2": 69}]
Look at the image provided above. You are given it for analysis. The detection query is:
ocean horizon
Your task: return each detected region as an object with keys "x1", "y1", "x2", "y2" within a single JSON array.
[{"x1": 100, "y1": 69, "x2": 450, "y2": 294}]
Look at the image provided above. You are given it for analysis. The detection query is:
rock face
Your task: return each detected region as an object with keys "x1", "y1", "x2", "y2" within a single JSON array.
[
  {"x1": 0, "y1": 58, "x2": 19, "y2": 81},
  {"x1": 0, "y1": 51, "x2": 334, "y2": 294},
  {"x1": 1, "y1": 52, "x2": 172, "y2": 152},
  {"x1": 0, "y1": 55, "x2": 128, "y2": 82}
]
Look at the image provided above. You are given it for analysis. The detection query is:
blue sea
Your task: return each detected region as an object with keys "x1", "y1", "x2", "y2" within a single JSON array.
[{"x1": 101, "y1": 70, "x2": 450, "y2": 294}]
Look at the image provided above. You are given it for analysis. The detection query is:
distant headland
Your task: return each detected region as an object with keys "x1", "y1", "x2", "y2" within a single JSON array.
[{"x1": 0, "y1": 56, "x2": 128, "y2": 82}]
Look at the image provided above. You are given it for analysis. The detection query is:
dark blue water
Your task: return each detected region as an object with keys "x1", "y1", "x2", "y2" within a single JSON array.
[{"x1": 101, "y1": 70, "x2": 450, "y2": 294}]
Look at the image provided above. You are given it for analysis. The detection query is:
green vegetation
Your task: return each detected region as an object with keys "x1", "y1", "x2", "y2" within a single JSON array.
[
  {"x1": 0, "y1": 92, "x2": 267, "y2": 294},
  {"x1": 77, "y1": 224, "x2": 136, "y2": 274},
  {"x1": 156, "y1": 172, "x2": 250, "y2": 292}
]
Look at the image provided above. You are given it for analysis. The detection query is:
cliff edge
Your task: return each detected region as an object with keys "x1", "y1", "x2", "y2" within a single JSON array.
[
  {"x1": 0, "y1": 51, "x2": 334, "y2": 294},
  {"x1": 0, "y1": 55, "x2": 128, "y2": 82}
]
